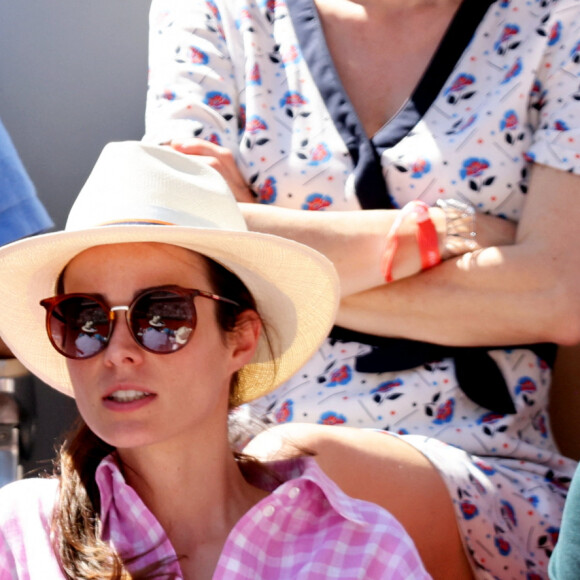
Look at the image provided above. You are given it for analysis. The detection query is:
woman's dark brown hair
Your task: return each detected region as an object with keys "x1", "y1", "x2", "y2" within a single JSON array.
[{"x1": 52, "y1": 254, "x2": 262, "y2": 579}]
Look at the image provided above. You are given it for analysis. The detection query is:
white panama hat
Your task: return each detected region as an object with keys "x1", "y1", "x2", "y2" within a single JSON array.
[{"x1": 0, "y1": 141, "x2": 339, "y2": 405}]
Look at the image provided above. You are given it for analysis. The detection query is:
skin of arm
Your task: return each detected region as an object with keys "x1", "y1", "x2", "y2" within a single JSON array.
[
  {"x1": 336, "y1": 163, "x2": 580, "y2": 347},
  {"x1": 169, "y1": 141, "x2": 522, "y2": 346},
  {"x1": 167, "y1": 141, "x2": 515, "y2": 299},
  {"x1": 150, "y1": 0, "x2": 577, "y2": 349},
  {"x1": 192, "y1": 156, "x2": 579, "y2": 349},
  {"x1": 240, "y1": 202, "x2": 516, "y2": 297}
]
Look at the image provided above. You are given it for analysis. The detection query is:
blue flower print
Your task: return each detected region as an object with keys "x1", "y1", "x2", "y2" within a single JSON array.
[
  {"x1": 410, "y1": 158, "x2": 431, "y2": 178},
  {"x1": 204, "y1": 91, "x2": 232, "y2": 111},
  {"x1": 261, "y1": 0, "x2": 276, "y2": 12},
  {"x1": 554, "y1": 119, "x2": 570, "y2": 131},
  {"x1": 279, "y1": 91, "x2": 310, "y2": 119},
  {"x1": 371, "y1": 379, "x2": 403, "y2": 404},
  {"x1": 460, "y1": 500, "x2": 479, "y2": 520},
  {"x1": 318, "y1": 411, "x2": 347, "y2": 426},
  {"x1": 500, "y1": 110, "x2": 526, "y2": 145},
  {"x1": 261, "y1": 0, "x2": 286, "y2": 11},
  {"x1": 282, "y1": 44, "x2": 302, "y2": 66},
  {"x1": 460, "y1": 157, "x2": 495, "y2": 191},
  {"x1": 500, "y1": 110, "x2": 519, "y2": 131},
  {"x1": 477, "y1": 411, "x2": 509, "y2": 437},
  {"x1": 302, "y1": 193, "x2": 333, "y2": 211},
  {"x1": 207, "y1": 133, "x2": 222, "y2": 146},
  {"x1": 163, "y1": 90, "x2": 177, "y2": 102},
  {"x1": 236, "y1": 7, "x2": 254, "y2": 32},
  {"x1": 477, "y1": 411, "x2": 505, "y2": 425},
  {"x1": 246, "y1": 115, "x2": 268, "y2": 134},
  {"x1": 279, "y1": 90, "x2": 309, "y2": 108},
  {"x1": 445, "y1": 73, "x2": 476, "y2": 104},
  {"x1": 433, "y1": 398, "x2": 455, "y2": 424},
  {"x1": 275, "y1": 399, "x2": 293, "y2": 423},
  {"x1": 494, "y1": 24, "x2": 520, "y2": 55},
  {"x1": 460, "y1": 157, "x2": 490, "y2": 179},
  {"x1": 501, "y1": 58, "x2": 522, "y2": 84},
  {"x1": 206, "y1": 0, "x2": 222, "y2": 22},
  {"x1": 327, "y1": 364, "x2": 352, "y2": 387},
  {"x1": 260, "y1": 0, "x2": 286, "y2": 23},
  {"x1": 249, "y1": 63, "x2": 261, "y2": 86},
  {"x1": 515, "y1": 376, "x2": 537, "y2": 396},
  {"x1": 548, "y1": 20, "x2": 562, "y2": 46},
  {"x1": 545, "y1": 526, "x2": 560, "y2": 549},
  {"x1": 532, "y1": 412, "x2": 549, "y2": 438},
  {"x1": 495, "y1": 536, "x2": 511, "y2": 556},
  {"x1": 306, "y1": 143, "x2": 331, "y2": 166},
  {"x1": 245, "y1": 116, "x2": 270, "y2": 148},
  {"x1": 500, "y1": 500, "x2": 518, "y2": 528},
  {"x1": 474, "y1": 459, "x2": 496, "y2": 476},
  {"x1": 257, "y1": 176, "x2": 277, "y2": 204},
  {"x1": 188, "y1": 46, "x2": 209, "y2": 65}
]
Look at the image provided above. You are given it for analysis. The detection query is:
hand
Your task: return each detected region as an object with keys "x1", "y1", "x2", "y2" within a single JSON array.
[
  {"x1": 170, "y1": 138, "x2": 256, "y2": 203},
  {"x1": 474, "y1": 212, "x2": 517, "y2": 250}
]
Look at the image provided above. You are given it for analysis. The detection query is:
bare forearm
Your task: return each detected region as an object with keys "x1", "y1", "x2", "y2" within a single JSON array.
[
  {"x1": 240, "y1": 204, "x2": 428, "y2": 295},
  {"x1": 240, "y1": 203, "x2": 514, "y2": 297},
  {"x1": 337, "y1": 242, "x2": 580, "y2": 347}
]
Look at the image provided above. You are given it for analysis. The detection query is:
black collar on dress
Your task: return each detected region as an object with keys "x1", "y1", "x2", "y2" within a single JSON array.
[{"x1": 288, "y1": 0, "x2": 496, "y2": 209}]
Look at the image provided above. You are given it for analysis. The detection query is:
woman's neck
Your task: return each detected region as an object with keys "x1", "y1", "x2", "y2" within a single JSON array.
[{"x1": 117, "y1": 433, "x2": 269, "y2": 578}]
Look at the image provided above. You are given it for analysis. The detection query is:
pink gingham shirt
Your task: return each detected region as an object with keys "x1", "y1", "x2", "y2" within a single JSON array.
[{"x1": 0, "y1": 455, "x2": 431, "y2": 579}]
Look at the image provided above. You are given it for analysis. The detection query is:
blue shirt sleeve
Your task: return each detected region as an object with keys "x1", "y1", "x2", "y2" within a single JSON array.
[{"x1": 0, "y1": 118, "x2": 53, "y2": 246}]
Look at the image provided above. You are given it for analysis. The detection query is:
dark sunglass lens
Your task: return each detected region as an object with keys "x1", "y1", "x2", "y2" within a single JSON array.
[
  {"x1": 131, "y1": 290, "x2": 195, "y2": 353},
  {"x1": 50, "y1": 297, "x2": 109, "y2": 358}
]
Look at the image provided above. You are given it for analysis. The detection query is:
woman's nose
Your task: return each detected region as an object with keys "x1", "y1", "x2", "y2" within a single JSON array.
[{"x1": 103, "y1": 310, "x2": 144, "y2": 366}]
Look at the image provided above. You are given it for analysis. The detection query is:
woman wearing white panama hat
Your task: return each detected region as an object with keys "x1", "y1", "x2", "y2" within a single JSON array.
[{"x1": 0, "y1": 141, "x2": 429, "y2": 579}]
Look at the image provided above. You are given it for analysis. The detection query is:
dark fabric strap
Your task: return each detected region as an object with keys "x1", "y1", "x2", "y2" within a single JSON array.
[
  {"x1": 288, "y1": 0, "x2": 496, "y2": 210},
  {"x1": 288, "y1": 0, "x2": 545, "y2": 415},
  {"x1": 329, "y1": 326, "x2": 558, "y2": 415}
]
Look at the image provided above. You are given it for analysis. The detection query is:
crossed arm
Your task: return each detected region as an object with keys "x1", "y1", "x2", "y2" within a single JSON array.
[{"x1": 171, "y1": 139, "x2": 580, "y2": 350}]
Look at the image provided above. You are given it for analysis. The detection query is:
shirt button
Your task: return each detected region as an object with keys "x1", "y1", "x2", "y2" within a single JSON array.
[
  {"x1": 263, "y1": 505, "x2": 275, "y2": 517},
  {"x1": 289, "y1": 487, "x2": 300, "y2": 500}
]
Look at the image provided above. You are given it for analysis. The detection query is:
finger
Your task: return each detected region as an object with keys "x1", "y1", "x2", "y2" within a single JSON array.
[{"x1": 171, "y1": 139, "x2": 256, "y2": 203}]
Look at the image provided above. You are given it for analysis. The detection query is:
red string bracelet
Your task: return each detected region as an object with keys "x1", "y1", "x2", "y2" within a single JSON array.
[{"x1": 381, "y1": 200, "x2": 441, "y2": 283}]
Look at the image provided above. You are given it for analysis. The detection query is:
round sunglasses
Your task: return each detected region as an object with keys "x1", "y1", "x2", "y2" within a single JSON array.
[{"x1": 40, "y1": 285, "x2": 240, "y2": 359}]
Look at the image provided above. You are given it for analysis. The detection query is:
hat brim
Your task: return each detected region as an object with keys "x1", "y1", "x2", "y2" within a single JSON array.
[{"x1": 0, "y1": 224, "x2": 338, "y2": 405}]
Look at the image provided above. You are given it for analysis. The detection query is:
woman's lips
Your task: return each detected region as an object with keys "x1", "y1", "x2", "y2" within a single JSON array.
[{"x1": 102, "y1": 387, "x2": 157, "y2": 412}]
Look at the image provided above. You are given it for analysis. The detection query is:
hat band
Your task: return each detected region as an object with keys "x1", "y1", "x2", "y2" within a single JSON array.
[{"x1": 100, "y1": 219, "x2": 174, "y2": 226}]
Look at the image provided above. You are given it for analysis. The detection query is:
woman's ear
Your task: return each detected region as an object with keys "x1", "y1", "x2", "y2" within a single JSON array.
[{"x1": 228, "y1": 309, "x2": 262, "y2": 371}]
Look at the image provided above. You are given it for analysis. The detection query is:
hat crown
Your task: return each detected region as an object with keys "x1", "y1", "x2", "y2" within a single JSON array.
[{"x1": 66, "y1": 142, "x2": 248, "y2": 232}]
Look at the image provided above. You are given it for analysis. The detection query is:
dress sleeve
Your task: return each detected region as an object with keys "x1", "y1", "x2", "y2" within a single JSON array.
[
  {"x1": 527, "y1": 0, "x2": 580, "y2": 175},
  {"x1": 144, "y1": 0, "x2": 242, "y2": 153}
]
